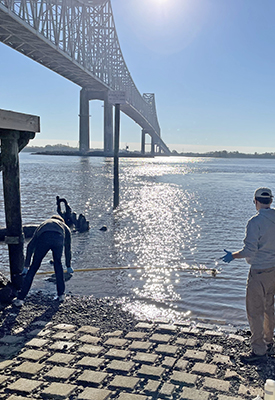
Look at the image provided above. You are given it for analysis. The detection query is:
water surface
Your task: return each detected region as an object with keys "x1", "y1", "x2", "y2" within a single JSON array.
[{"x1": 1, "y1": 154, "x2": 275, "y2": 328}]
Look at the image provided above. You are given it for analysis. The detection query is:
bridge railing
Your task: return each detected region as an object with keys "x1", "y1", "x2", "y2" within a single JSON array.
[{"x1": 1, "y1": 0, "x2": 161, "y2": 136}]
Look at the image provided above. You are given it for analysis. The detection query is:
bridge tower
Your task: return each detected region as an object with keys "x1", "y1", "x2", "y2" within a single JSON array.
[
  {"x1": 79, "y1": 89, "x2": 113, "y2": 154},
  {"x1": 141, "y1": 130, "x2": 156, "y2": 156}
]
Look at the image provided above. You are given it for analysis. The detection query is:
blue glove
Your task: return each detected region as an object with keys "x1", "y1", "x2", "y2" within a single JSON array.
[
  {"x1": 22, "y1": 267, "x2": 29, "y2": 275},
  {"x1": 221, "y1": 249, "x2": 234, "y2": 263}
]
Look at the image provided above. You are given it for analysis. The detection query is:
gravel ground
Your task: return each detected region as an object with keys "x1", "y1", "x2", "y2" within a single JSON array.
[
  {"x1": 0, "y1": 292, "x2": 138, "y2": 336},
  {"x1": 0, "y1": 291, "x2": 274, "y2": 397}
]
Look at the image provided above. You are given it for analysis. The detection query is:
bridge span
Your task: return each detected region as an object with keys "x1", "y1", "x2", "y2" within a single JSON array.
[{"x1": 0, "y1": 0, "x2": 171, "y2": 155}]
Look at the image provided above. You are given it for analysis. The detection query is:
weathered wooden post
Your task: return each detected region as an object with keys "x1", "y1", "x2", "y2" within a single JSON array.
[
  {"x1": 0, "y1": 110, "x2": 39, "y2": 294},
  {"x1": 113, "y1": 103, "x2": 120, "y2": 209},
  {"x1": 2, "y1": 131, "x2": 24, "y2": 290}
]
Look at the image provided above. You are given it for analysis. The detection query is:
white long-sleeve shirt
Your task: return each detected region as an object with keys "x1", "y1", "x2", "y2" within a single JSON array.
[{"x1": 239, "y1": 208, "x2": 275, "y2": 270}]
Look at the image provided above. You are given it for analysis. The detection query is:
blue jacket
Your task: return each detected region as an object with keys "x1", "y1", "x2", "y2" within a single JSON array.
[{"x1": 25, "y1": 217, "x2": 71, "y2": 268}]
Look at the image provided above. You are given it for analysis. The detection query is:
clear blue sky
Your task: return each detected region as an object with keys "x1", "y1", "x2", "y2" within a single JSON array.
[{"x1": 1, "y1": 0, "x2": 275, "y2": 153}]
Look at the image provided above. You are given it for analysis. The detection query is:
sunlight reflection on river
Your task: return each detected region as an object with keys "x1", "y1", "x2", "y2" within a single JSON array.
[{"x1": 1, "y1": 154, "x2": 275, "y2": 328}]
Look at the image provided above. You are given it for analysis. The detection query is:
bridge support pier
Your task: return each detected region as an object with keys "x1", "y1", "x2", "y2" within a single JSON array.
[
  {"x1": 156, "y1": 144, "x2": 161, "y2": 154},
  {"x1": 79, "y1": 89, "x2": 114, "y2": 154},
  {"x1": 141, "y1": 129, "x2": 146, "y2": 154},
  {"x1": 151, "y1": 136, "x2": 155, "y2": 156},
  {"x1": 79, "y1": 89, "x2": 90, "y2": 153},
  {"x1": 104, "y1": 94, "x2": 113, "y2": 154},
  {"x1": 141, "y1": 130, "x2": 155, "y2": 155}
]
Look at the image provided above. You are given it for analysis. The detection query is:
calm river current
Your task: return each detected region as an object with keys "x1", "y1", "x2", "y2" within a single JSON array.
[{"x1": 1, "y1": 153, "x2": 275, "y2": 328}]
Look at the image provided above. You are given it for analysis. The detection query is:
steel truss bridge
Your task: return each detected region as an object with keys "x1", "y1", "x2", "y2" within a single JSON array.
[{"x1": 0, "y1": 0, "x2": 171, "y2": 155}]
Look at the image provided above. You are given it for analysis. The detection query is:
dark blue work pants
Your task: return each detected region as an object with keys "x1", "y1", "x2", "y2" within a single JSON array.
[{"x1": 18, "y1": 232, "x2": 65, "y2": 300}]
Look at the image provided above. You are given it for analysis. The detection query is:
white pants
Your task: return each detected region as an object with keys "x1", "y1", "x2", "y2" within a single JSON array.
[{"x1": 246, "y1": 267, "x2": 275, "y2": 355}]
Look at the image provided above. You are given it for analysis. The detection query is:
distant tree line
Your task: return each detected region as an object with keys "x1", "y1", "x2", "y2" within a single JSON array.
[
  {"x1": 23, "y1": 144, "x2": 78, "y2": 152},
  {"x1": 23, "y1": 145, "x2": 275, "y2": 159},
  {"x1": 172, "y1": 150, "x2": 275, "y2": 159}
]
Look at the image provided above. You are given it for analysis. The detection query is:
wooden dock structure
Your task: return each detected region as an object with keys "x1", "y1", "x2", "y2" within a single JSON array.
[{"x1": 0, "y1": 109, "x2": 39, "y2": 292}]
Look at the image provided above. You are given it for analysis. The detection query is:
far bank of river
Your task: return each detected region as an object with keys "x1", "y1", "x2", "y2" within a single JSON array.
[{"x1": 23, "y1": 146, "x2": 275, "y2": 159}]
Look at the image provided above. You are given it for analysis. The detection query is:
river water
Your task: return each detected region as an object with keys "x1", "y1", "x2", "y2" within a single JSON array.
[{"x1": 1, "y1": 153, "x2": 275, "y2": 328}]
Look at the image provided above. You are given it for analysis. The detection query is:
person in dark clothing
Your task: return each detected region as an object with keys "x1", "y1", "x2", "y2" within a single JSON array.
[{"x1": 13, "y1": 215, "x2": 72, "y2": 307}]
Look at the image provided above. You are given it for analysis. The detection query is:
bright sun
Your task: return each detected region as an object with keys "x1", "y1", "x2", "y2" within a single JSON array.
[{"x1": 121, "y1": 0, "x2": 207, "y2": 55}]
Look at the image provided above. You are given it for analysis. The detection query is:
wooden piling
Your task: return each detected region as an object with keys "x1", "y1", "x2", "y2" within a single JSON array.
[
  {"x1": 113, "y1": 103, "x2": 120, "y2": 209},
  {"x1": 0, "y1": 109, "x2": 39, "y2": 292},
  {"x1": 1, "y1": 131, "x2": 24, "y2": 289}
]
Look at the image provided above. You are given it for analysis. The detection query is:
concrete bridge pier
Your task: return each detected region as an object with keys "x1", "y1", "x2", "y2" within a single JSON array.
[
  {"x1": 141, "y1": 129, "x2": 146, "y2": 154},
  {"x1": 79, "y1": 88, "x2": 90, "y2": 153},
  {"x1": 151, "y1": 136, "x2": 155, "y2": 155},
  {"x1": 156, "y1": 144, "x2": 161, "y2": 154},
  {"x1": 104, "y1": 93, "x2": 113, "y2": 154},
  {"x1": 141, "y1": 130, "x2": 155, "y2": 155},
  {"x1": 79, "y1": 89, "x2": 114, "y2": 154}
]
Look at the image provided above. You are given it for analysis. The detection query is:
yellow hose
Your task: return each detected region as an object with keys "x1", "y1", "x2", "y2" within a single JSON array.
[{"x1": 36, "y1": 265, "x2": 217, "y2": 275}]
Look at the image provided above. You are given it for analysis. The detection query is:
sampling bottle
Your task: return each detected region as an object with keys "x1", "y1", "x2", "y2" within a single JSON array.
[{"x1": 264, "y1": 379, "x2": 275, "y2": 400}]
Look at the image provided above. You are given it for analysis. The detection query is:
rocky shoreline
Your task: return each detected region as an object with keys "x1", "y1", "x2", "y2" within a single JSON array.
[
  {"x1": 0, "y1": 292, "x2": 274, "y2": 398},
  {"x1": 0, "y1": 293, "x2": 137, "y2": 337}
]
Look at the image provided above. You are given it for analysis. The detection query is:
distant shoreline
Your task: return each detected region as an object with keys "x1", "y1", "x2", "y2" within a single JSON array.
[
  {"x1": 23, "y1": 146, "x2": 275, "y2": 159},
  {"x1": 174, "y1": 151, "x2": 275, "y2": 159},
  {"x1": 28, "y1": 150, "x2": 154, "y2": 158}
]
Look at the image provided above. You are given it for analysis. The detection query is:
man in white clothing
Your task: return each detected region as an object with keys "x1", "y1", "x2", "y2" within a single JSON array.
[{"x1": 222, "y1": 187, "x2": 275, "y2": 363}]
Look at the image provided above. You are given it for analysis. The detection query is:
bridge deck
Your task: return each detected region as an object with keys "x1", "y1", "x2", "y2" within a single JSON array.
[{"x1": 0, "y1": 0, "x2": 171, "y2": 154}]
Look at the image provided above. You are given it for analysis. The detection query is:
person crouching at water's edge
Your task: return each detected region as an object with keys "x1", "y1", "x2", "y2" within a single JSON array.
[
  {"x1": 222, "y1": 187, "x2": 275, "y2": 363},
  {"x1": 13, "y1": 215, "x2": 72, "y2": 307}
]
